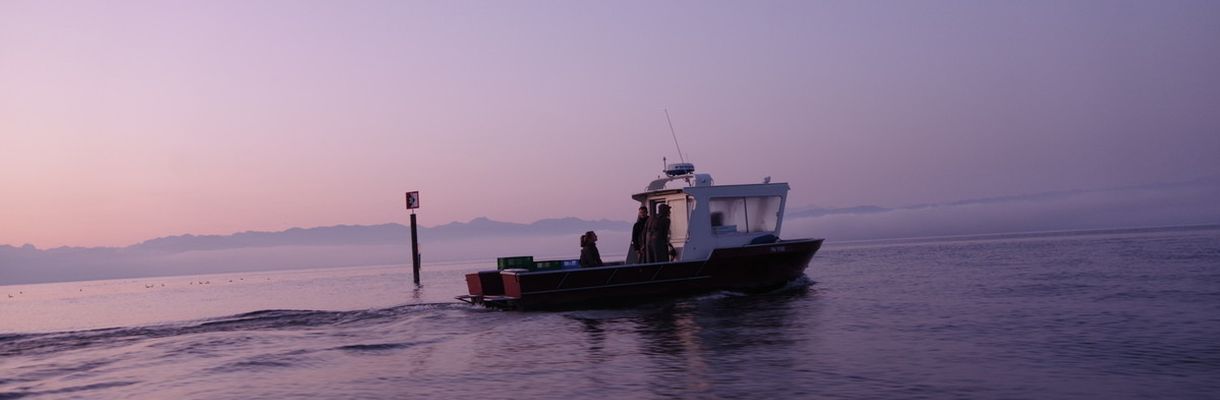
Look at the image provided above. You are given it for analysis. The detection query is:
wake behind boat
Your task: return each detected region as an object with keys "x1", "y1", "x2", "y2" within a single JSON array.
[{"x1": 457, "y1": 163, "x2": 823, "y2": 309}]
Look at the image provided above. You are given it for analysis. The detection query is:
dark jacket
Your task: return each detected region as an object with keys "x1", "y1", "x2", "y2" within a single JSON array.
[
  {"x1": 645, "y1": 214, "x2": 671, "y2": 263},
  {"x1": 631, "y1": 216, "x2": 648, "y2": 252},
  {"x1": 580, "y1": 243, "x2": 603, "y2": 267}
]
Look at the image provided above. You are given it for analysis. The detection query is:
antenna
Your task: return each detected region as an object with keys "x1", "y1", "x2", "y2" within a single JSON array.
[{"x1": 665, "y1": 108, "x2": 686, "y2": 163}]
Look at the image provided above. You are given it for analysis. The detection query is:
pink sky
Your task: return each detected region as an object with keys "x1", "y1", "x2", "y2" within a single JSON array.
[{"x1": 2, "y1": 1, "x2": 1218, "y2": 248}]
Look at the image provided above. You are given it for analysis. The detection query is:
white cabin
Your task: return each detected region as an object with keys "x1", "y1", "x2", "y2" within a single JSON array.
[{"x1": 633, "y1": 165, "x2": 789, "y2": 262}]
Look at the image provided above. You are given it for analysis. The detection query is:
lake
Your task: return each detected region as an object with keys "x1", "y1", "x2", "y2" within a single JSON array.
[{"x1": 2, "y1": 225, "x2": 1218, "y2": 399}]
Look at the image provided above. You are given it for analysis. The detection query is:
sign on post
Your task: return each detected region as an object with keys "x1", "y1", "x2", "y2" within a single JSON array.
[{"x1": 405, "y1": 191, "x2": 420, "y2": 210}]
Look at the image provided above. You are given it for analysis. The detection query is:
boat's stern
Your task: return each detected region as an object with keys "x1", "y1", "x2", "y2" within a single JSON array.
[{"x1": 464, "y1": 270, "x2": 505, "y2": 297}]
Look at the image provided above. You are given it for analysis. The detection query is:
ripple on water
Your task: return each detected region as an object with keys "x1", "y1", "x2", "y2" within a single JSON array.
[{"x1": 3, "y1": 227, "x2": 1220, "y2": 399}]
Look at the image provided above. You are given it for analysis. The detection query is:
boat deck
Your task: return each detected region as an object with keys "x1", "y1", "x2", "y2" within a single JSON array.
[{"x1": 459, "y1": 238, "x2": 823, "y2": 310}]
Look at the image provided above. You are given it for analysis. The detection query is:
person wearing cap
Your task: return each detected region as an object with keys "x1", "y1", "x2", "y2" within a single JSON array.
[{"x1": 645, "y1": 204, "x2": 671, "y2": 263}]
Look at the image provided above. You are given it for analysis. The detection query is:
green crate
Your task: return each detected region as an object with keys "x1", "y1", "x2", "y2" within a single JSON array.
[
  {"x1": 497, "y1": 256, "x2": 534, "y2": 270},
  {"x1": 534, "y1": 260, "x2": 565, "y2": 271}
]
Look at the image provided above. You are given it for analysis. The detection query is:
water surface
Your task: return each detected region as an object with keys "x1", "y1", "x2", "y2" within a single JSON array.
[{"x1": 2, "y1": 226, "x2": 1218, "y2": 399}]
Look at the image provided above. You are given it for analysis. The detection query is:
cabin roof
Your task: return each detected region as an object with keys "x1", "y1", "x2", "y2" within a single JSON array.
[
  {"x1": 631, "y1": 189, "x2": 683, "y2": 202},
  {"x1": 632, "y1": 182, "x2": 790, "y2": 202}
]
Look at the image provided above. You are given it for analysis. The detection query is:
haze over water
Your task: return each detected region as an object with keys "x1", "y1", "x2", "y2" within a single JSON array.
[
  {"x1": 3, "y1": 1, "x2": 1219, "y2": 398},
  {"x1": 3, "y1": 226, "x2": 1218, "y2": 399}
]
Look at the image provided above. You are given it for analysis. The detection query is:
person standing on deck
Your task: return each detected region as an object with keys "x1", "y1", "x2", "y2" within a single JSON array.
[
  {"x1": 645, "y1": 204, "x2": 672, "y2": 263},
  {"x1": 580, "y1": 231, "x2": 603, "y2": 267},
  {"x1": 627, "y1": 206, "x2": 649, "y2": 264}
]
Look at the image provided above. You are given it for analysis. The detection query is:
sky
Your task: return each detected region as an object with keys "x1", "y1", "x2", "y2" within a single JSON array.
[{"x1": 2, "y1": 0, "x2": 1219, "y2": 248}]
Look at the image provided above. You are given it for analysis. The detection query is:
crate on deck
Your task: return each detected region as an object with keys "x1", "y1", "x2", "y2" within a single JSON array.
[
  {"x1": 533, "y1": 260, "x2": 568, "y2": 271},
  {"x1": 497, "y1": 256, "x2": 535, "y2": 271}
]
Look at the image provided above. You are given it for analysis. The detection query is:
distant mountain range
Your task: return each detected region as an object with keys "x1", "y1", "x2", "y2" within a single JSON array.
[
  {"x1": 0, "y1": 217, "x2": 634, "y2": 285},
  {"x1": 788, "y1": 175, "x2": 1220, "y2": 220},
  {"x1": 3, "y1": 175, "x2": 1218, "y2": 285},
  {"x1": 127, "y1": 217, "x2": 631, "y2": 254}
]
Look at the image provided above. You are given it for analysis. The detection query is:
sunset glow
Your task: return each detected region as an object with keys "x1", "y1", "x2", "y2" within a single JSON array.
[{"x1": 2, "y1": 1, "x2": 1218, "y2": 248}]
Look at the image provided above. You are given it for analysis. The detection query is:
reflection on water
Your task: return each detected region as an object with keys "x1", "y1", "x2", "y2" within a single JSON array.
[
  {"x1": 639, "y1": 303, "x2": 715, "y2": 397},
  {"x1": 565, "y1": 282, "x2": 818, "y2": 399}
]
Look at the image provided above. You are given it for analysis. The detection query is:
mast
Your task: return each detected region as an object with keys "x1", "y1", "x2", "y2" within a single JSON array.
[{"x1": 665, "y1": 108, "x2": 685, "y2": 163}]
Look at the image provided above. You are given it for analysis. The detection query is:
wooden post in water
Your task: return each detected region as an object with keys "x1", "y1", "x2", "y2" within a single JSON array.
[
  {"x1": 406, "y1": 191, "x2": 421, "y2": 285},
  {"x1": 410, "y1": 212, "x2": 420, "y2": 285}
]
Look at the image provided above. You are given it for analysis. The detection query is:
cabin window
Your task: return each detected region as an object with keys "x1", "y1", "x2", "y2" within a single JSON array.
[
  {"x1": 709, "y1": 196, "x2": 781, "y2": 234},
  {"x1": 709, "y1": 198, "x2": 747, "y2": 234},
  {"x1": 745, "y1": 196, "x2": 781, "y2": 232}
]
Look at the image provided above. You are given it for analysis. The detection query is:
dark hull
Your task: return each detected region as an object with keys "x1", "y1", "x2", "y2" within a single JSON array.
[{"x1": 459, "y1": 238, "x2": 823, "y2": 310}]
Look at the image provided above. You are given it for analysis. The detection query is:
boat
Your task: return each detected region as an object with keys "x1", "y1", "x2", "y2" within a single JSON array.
[{"x1": 456, "y1": 162, "x2": 824, "y2": 310}]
